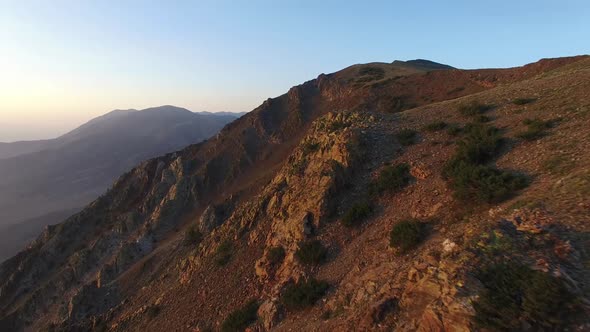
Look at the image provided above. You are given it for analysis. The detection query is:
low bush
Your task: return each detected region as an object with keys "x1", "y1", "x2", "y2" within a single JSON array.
[
  {"x1": 512, "y1": 97, "x2": 536, "y2": 105},
  {"x1": 302, "y1": 140, "x2": 320, "y2": 155},
  {"x1": 328, "y1": 120, "x2": 349, "y2": 132},
  {"x1": 281, "y1": 278, "x2": 329, "y2": 310},
  {"x1": 214, "y1": 240, "x2": 233, "y2": 266},
  {"x1": 518, "y1": 118, "x2": 552, "y2": 140},
  {"x1": 221, "y1": 300, "x2": 259, "y2": 332},
  {"x1": 389, "y1": 219, "x2": 426, "y2": 253},
  {"x1": 267, "y1": 246, "x2": 286, "y2": 265},
  {"x1": 146, "y1": 304, "x2": 161, "y2": 318},
  {"x1": 474, "y1": 115, "x2": 491, "y2": 123},
  {"x1": 457, "y1": 101, "x2": 492, "y2": 116},
  {"x1": 396, "y1": 129, "x2": 418, "y2": 146},
  {"x1": 453, "y1": 123, "x2": 503, "y2": 164},
  {"x1": 295, "y1": 240, "x2": 327, "y2": 265},
  {"x1": 424, "y1": 121, "x2": 448, "y2": 132},
  {"x1": 184, "y1": 225, "x2": 203, "y2": 246},
  {"x1": 444, "y1": 160, "x2": 528, "y2": 203},
  {"x1": 474, "y1": 262, "x2": 575, "y2": 330},
  {"x1": 443, "y1": 123, "x2": 527, "y2": 202},
  {"x1": 370, "y1": 163, "x2": 411, "y2": 195},
  {"x1": 341, "y1": 201, "x2": 373, "y2": 227},
  {"x1": 446, "y1": 125, "x2": 463, "y2": 136},
  {"x1": 357, "y1": 66, "x2": 386, "y2": 82}
]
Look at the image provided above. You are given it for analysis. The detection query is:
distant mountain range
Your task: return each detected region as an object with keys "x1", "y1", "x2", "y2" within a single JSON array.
[{"x1": 0, "y1": 106, "x2": 242, "y2": 261}]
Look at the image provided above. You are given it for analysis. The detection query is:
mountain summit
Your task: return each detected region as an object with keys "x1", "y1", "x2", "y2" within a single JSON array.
[{"x1": 0, "y1": 56, "x2": 588, "y2": 331}]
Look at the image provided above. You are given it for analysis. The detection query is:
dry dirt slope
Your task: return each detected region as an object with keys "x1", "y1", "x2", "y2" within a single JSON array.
[{"x1": 0, "y1": 56, "x2": 589, "y2": 332}]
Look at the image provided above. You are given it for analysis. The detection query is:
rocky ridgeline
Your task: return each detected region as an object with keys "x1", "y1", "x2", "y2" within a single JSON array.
[
  {"x1": 0, "y1": 151, "x2": 198, "y2": 330},
  {"x1": 2, "y1": 56, "x2": 590, "y2": 331}
]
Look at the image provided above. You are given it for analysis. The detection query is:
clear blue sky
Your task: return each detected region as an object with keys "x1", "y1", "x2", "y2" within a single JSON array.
[{"x1": 0, "y1": 0, "x2": 588, "y2": 141}]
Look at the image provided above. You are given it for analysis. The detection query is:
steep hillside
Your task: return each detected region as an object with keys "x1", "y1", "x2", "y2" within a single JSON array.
[
  {"x1": 0, "y1": 107, "x2": 240, "y2": 262},
  {"x1": 0, "y1": 56, "x2": 588, "y2": 332}
]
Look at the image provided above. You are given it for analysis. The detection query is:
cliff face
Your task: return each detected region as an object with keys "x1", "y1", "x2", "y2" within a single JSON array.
[{"x1": 1, "y1": 57, "x2": 589, "y2": 332}]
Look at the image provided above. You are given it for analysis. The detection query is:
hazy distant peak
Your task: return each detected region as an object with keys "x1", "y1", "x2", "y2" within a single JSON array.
[{"x1": 140, "y1": 105, "x2": 193, "y2": 114}]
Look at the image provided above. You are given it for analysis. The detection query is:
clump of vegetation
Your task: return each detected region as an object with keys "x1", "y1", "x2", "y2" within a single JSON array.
[
  {"x1": 341, "y1": 201, "x2": 373, "y2": 227},
  {"x1": 389, "y1": 219, "x2": 427, "y2": 253},
  {"x1": 512, "y1": 97, "x2": 536, "y2": 105},
  {"x1": 453, "y1": 123, "x2": 502, "y2": 163},
  {"x1": 146, "y1": 304, "x2": 161, "y2": 318},
  {"x1": 302, "y1": 140, "x2": 320, "y2": 155},
  {"x1": 328, "y1": 120, "x2": 349, "y2": 132},
  {"x1": 288, "y1": 159, "x2": 307, "y2": 176},
  {"x1": 518, "y1": 118, "x2": 552, "y2": 140},
  {"x1": 443, "y1": 123, "x2": 528, "y2": 202},
  {"x1": 267, "y1": 246, "x2": 286, "y2": 265},
  {"x1": 357, "y1": 66, "x2": 386, "y2": 83},
  {"x1": 543, "y1": 155, "x2": 574, "y2": 175},
  {"x1": 214, "y1": 240, "x2": 233, "y2": 266},
  {"x1": 458, "y1": 101, "x2": 492, "y2": 116},
  {"x1": 474, "y1": 114, "x2": 491, "y2": 123},
  {"x1": 444, "y1": 160, "x2": 528, "y2": 202},
  {"x1": 424, "y1": 121, "x2": 448, "y2": 132},
  {"x1": 474, "y1": 262, "x2": 576, "y2": 331},
  {"x1": 281, "y1": 278, "x2": 330, "y2": 310},
  {"x1": 221, "y1": 300, "x2": 259, "y2": 332},
  {"x1": 184, "y1": 225, "x2": 203, "y2": 246},
  {"x1": 395, "y1": 129, "x2": 418, "y2": 146},
  {"x1": 446, "y1": 124, "x2": 463, "y2": 136},
  {"x1": 359, "y1": 66, "x2": 386, "y2": 77},
  {"x1": 295, "y1": 240, "x2": 327, "y2": 265},
  {"x1": 370, "y1": 163, "x2": 411, "y2": 195}
]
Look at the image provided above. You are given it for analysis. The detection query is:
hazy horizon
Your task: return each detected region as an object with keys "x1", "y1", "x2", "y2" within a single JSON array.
[
  {"x1": 2, "y1": 1, "x2": 589, "y2": 142},
  {"x1": 0, "y1": 107, "x2": 245, "y2": 143}
]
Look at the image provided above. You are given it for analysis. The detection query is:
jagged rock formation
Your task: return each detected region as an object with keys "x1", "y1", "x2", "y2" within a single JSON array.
[{"x1": 1, "y1": 56, "x2": 590, "y2": 332}]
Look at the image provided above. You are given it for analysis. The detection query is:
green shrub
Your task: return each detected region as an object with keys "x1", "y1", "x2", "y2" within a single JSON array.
[
  {"x1": 444, "y1": 160, "x2": 528, "y2": 203},
  {"x1": 267, "y1": 246, "x2": 286, "y2": 265},
  {"x1": 146, "y1": 304, "x2": 161, "y2": 318},
  {"x1": 359, "y1": 66, "x2": 385, "y2": 77},
  {"x1": 357, "y1": 66, "x2": 385, "y2": 82},
  {"x1": 389, "y1": 219, "x2": 426, "y2": 253},
  {"x1": 474, "y1": 262, "x2": 575, "y2": 331},
  {"x1": 424, "y1": 121, "x2": 448, "y2": 132},
  {"x1": 288, "y1": 159, "x2": 306, "y2": 176},
  {"x1": 370, "y1": 163, "x2": 411, "y2": 195},
  {"x1": 341, "y1": 201, "x2": 373, "y2": 227},
  {"x1": 446, "y1": 125, "x2": 463, "y2": 136},
  {"x1": 474, "y1": 115, "x2": 491, "y2": 123},
  {"x1": 221, "y1": 300, "x2": 259, "y2": 332},
  {"x1": 443, "y1": 123, "x2": 527, "y2": 203},
  {"x1": 328, "y1": 120, "x2": 349, "y2": 132},
  {"x1": 214, "y1": 240, "x2": 233, "y2": 266},
  {"x1": 512, "y1": 97, "x2": 536, "y2": 105},
  {"x1": 396, "y1": 129, "x2": 418, "y2": 146},
  {"x1": 302, "y1": 140, "x2": 320, "y2": 155},
  {"x1": 458, "y1": 101, "x2": 492, "y2": 116},
  {"x1": 454, "y1": 123, "x2": 503, "y2": 164},
  {"x1": 281, "y1": 278, "x2": 329, "y2": 310},
  {"x1": 518, "y1": 118, "x2": 552, "y2": 140},
  {"x1": 184, "y1": 225, "x2": 203, "y2": 246},
  {"x1": 295, "y1": 240, "x2": 327, "y2": 265}
]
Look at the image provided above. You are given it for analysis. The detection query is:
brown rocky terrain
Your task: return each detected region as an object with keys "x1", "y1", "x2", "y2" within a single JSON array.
[{"x1": 0, "y1": 56, "x2": 589, "y2": 332}]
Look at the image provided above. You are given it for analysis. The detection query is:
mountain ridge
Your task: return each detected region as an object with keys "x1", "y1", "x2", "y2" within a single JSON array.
[
  {"x1": 0, "y1": 107, "x2": 241, "y2": 262},
  {"x1": 0, "y1": 55, "x2": 588, "y2": 331}
]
